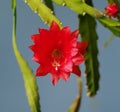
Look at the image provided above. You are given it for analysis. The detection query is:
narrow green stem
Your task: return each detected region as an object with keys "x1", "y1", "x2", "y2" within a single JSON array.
[
  {"x1": 11, "y1": 0, "x2": 41, "y2": 111},
  {"x1": 67, "y1": 77, "x2": 82, "y2": 112}
]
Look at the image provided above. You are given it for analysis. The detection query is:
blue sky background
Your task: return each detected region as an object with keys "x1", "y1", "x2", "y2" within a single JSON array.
[{"x1": 0, "y1": 0, "x2": 120, "y2": 112}]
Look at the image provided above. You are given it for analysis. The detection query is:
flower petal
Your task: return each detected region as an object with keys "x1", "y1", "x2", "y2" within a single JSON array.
[
  {"x1": 61, "y1": 26, "x2": 71, "y2": 39},
  {"x1": 60, "y1": 71, "x2": 70, "y2": 81},
  {"x1": 29, "y1": 45, "x2": 35, "y2": 51},
  {"x1": 50, "y1": 73, "x2": 60, "y2": 85},
  {"x1": 31, "y1": 34, "x2": 41, "y2": 43},
  {"x1": 61, "y1": 60, "x2": 73, "y2": 72},
  {"x1": 71, "y1": 48, "x2": 78, "y2": 56},
  {"x1": 77, "y1": 42, "x2": 88, "y2": 49},
  {"x1": 72, "y1": 65, "x2": 81, "y2": 76},
  {"x1": 77, "y1": 42, "x2": 88, "y2": 55},
  {"x1": 36, "y1": 65, "x2": 49, "y2": 76},
  {"x1": 71, "y1": 30, "x2": 79, "y2": 39},
  {"x1": 72, "y1": 53, "x2": 85, "y2": 65},
  {"x1": 105, "y1": 3, "x2": 119, "y2": 17},
  {"x1": 50, "y1": 21, "x2": 60, "y2": 32},
  {"x1": 39, "y1": 28, "x2": 48, "y2": 33}
]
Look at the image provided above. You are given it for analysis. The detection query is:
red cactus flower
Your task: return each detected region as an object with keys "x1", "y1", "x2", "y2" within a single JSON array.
[
  {"x1": 29, "y1": 21, "x2": 88, "y2": 85},
  {"x1": 105, "y1": 3, "x2": 119, "y2": 18}
]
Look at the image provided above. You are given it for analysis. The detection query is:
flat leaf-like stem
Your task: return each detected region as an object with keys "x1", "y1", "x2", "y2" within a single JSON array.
[
  {"x1": 24, "y1": 0, "x2": 62, "y2": 27},
  {"x1": 52, "y1": 0, "x2": 120, "y2": 37},
  {"x1": 79, "y1": 13, "x2": 100, "y2": 97},
  {"x1": 44, "y1": 0, "x2": 54, "y2": 12},
  {"x1": 78, "y1": 0, "x2": 100, "y2": 97}
]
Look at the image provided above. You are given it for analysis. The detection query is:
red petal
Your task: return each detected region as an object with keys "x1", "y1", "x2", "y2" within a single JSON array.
[
  {"x1": 105, "y1": 3, "x2": 119, "y2": 17},
  {"x1": 29, "y1": 45, "x2": 35, "y2": 51},
  {"x1": 50, "y1": 21, "x2": 60, "y2": 32},
  {"x1": 50, "y1": 73, "x2": 60, "y2": 85},
  {"x1": 38, "y1": 28, "x2": 48, "y2": 33},
  {"x1": 59, "y1": 26, "x2": 71, "y2": 44},
  {"x1": 36, "y1": 65, "x2": 49, "y2": 76},
  {"x1": 61, "y1": 60, "x2": 73, "y2": 72},
  {"x1": 70, "y1": 48, "x2": 78, "y2": 56},
  {"x1": 31, "y1": 34, "x2": 40, "y2": 43},
  {"x1": 72, "y1": 65, "x2": 81, "y2": 76},
  {"x1": 77, "y1": 42, "x2": 88, "y2": 55},
  {"x1": 72, "y1": 54, "x2": 85, "y2": 65},
  {"x1": 78, "y1": 42, "x2": 88, "y2": 50},
  {"x1": 32, "y1": 55, "x2": 40, "y2": 63},
  {"x1": 61, "y1": 26, "x2": 70, "y2": 34},
  {"x1": 29, "y1": 45, "x2": 41, "y2": 63},
  {"x1": 60, "y1": 71, "x2": 70, "y2": 81},
  {"x1": 71, "y1": 30, "x2": 79, "y2": 39}
]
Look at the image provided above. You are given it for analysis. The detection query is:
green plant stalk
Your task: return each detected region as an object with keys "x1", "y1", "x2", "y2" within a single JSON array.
[
  {"x1": 103, "y1": 34, "x2": 115, "y2": 48},
  {"x1": 52, "y1": 0, "x2": 64, "y2": 5},
  {"x1": 67, "y1": 77, "x2": 82, "y2": 112},
  {"x1": 79, "y1": 13, "x2": 100, "y2": 97},
  {"x1": 78, "y1": 0, "x2": 100, "y2": 97},
  {"x1": 11, "y1": 0, "x2": 41, "y2": 111},
  {"x1": 24, "y1": 0, "x2": 62, "y2": 28},
  {"x1": 44, "y1": 0, "x2": 54, "y2": 12},
  {"x1": 52, "y1": 0, "x2": 120, "y2": 37},
  {"x1": 52, "y1": 0, "x2": 83, "y2": 5},
  {"x1": 107, "y1": 0, "x2": 115, "y2": 3}
]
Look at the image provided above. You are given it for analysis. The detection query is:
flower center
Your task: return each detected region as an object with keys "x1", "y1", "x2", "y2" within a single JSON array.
[
  {"x1": 51, "y1": 49, "x2": 62, "y2": 70},
  {"x1": 52, "y1": 49, "x2": 61, "y2": 58}
]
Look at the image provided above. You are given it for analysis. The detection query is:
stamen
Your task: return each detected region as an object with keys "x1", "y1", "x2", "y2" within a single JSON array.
[
  {"x1": 51, "y1": 49, "x2": 62, "y2": 71},
  {"x1": 55, "y1": 66, "x2": 58, "y2": 71},
  {"x1": 52, "y1": 60, "x2": 60, "y2": 71}
]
